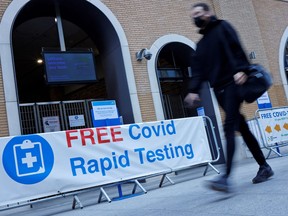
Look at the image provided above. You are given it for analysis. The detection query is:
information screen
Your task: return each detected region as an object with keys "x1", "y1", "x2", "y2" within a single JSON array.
[{"x1": 43, "y1": 52, "x2": 97, "y2": 84}]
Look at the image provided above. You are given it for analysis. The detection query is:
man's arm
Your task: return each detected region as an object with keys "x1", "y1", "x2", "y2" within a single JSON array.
[
  {"x1": 186, "y1": 54, "x2": 204, "y2": 93},
  {"x1": 234, "y1": 71, "x2": 247, "y2": 85}
]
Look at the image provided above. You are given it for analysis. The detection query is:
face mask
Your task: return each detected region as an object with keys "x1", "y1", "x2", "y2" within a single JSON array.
[{"x1": 194, "y1": 16, "x2": 206, "y2": 28}]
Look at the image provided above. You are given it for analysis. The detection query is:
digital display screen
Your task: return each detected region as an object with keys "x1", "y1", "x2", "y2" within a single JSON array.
[{"x1": 43, "y1": 51, "x2": 97, "y2": 84}]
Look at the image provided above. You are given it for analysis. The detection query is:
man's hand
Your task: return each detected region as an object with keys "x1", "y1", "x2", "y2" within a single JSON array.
[
  {"x1": 184, "y1": 93, "x2": 200, "y2": 108},
  {"x1": 234, "y1": 72, "x2": 247, "y2": 85}
]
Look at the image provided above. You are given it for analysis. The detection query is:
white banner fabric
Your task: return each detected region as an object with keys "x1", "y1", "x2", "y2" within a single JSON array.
[{"x1": 0, "y1": 117, "x2": 212, "y2": 205}]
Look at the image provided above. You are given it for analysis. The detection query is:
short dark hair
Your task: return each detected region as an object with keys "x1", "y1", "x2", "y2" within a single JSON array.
[{"x1": 192, "y1": 2, "x2": 210, "y2": 11}]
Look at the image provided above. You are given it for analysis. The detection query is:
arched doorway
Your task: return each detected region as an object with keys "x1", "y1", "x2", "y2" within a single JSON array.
[
  {"x1": 279, "y1": 26, "x2": 288, "y2": 100},
  {"x1": 0, "y1": 0, "x2": 141, "y2": 135},
  {"x1": 13, "y1": 17, "x2": 106, "y2": 103},
  {"x1": 156, "y1": 42, "x2": 195, "y2": 119},
  {"x1": 283, "y1": 36, "x2": 288, "y2": 92},
  {"x1": 148, "y1": 35, "x2": 225, "y2": 163},
  {"x1": 285, "y1": 40, "x2": 288, "y2": 80}
]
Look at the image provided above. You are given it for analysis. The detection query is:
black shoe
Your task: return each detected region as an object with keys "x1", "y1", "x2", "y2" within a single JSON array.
[
  {"x1": 252, "y1": 164, "x2": 274, "y2": 184},
  {"x1": 206, "y1": 175, "x2": 230, "y2": 193}
]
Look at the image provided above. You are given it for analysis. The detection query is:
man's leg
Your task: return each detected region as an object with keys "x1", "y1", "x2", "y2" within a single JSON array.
[
  {"x1": 238, "y1": 115, "x2": 274, "y2": 183},
  {"x1": 215, "y1": 84, "x2": 240, "y2": 177},
  {"x1": 223, "y1": 116, "x2": 236, "y2": 177},
  {"x1": 207, "y1": 83, "x2": 240, "y2": 192}
]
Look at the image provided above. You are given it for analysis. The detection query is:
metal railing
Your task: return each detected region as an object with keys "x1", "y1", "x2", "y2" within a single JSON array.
[
  {"x1": 19, "y1": 99, "x2": 98, "y2": 135},
  {"x1": 246, "y1": 106, "x2": 288, "y2": 158}
]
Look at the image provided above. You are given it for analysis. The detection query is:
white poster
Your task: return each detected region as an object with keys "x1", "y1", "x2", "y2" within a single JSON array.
[
  {"x1": 92, "y1": 100, "x2": 118, "y2": 120},
  {"x1": 68, "y1": 115, "x2": 85, "y2": 127},
  {"x1": 42, "y1": 116, "x2": 61, "y2": 132},
  {"x1": 257, "y1": 92, "x2": 270, "y2": 104}
]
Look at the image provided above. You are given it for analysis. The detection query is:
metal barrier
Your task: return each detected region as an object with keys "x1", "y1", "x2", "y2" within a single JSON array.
[
  {"x1": 247, "y1": 118, "x2": 265, "y2": 149},
  {"x1": 254, "y1": 106, "x2": 288, "y2": 158},
  {"x1": 0, "y1": 116, "x2": 220, "y2": 211},
  {"x1": 202, "y1": 116, "x2": 221, "y2": 175}
]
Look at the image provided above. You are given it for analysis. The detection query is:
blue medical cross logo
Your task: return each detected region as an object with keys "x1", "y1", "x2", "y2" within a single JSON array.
[{"x1": 3, "y1": 135, "x2": 54, "y2": 184}]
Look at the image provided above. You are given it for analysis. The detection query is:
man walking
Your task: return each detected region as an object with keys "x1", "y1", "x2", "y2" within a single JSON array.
[{"x1": 185, "y1": 2, "x2": 274, "y2": 192}]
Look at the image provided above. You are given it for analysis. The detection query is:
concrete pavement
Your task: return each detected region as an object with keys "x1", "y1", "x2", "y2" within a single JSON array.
[{"x1": 2, "y1": 154, "x2": 288, "y2": 216}]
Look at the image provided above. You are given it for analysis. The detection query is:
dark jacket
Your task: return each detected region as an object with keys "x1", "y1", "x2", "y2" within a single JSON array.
[{"x1": 188, "y1": 16, "x2": 250, "y2": 93}]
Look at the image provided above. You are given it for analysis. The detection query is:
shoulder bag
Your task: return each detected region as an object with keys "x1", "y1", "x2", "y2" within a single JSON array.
[
  {"x1": 219, "y1": 21, "x2": 273, "y2": 103},
  {"x1": 239, "y1": 64, "x2": 273, "y2": 103}
]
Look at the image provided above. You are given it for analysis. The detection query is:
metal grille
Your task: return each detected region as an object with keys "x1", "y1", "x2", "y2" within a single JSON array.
[
  {"x1": 19, "y1": 100, "x2": 100, "y2": 135},
  {"x1": 62, "y1": 100, "x2": 90, "y2": 130},
  {"x1": 162, "y1": 95, "x2": 171, "y2": 119},
  {"x1": 19, "y1": 103, "x2": 38, "y2": 135},
  {"x1": 163, "y1": 94, "x2": 186, "y2": 119},
  {"x1": 168, "y1": 95, "x2": 186, "y2": 119},
  {"x1": 36, "y1": 101, "x2": 64, "y2": 133}
]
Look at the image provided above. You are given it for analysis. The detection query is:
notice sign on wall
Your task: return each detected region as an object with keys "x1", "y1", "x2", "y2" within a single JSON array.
[
  {"x1": 42, "y1": 116, "x2": 61, "y2": 132},
  {"x1": 92, "y1": 100, "x2": 118, "y2": 120},
  {"x1": 257, "y1": 92, "x2": 272, "y2": 109}
]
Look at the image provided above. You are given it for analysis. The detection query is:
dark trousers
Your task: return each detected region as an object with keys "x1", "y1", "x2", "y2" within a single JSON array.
[{"x1": 214, "y1": 82, "x2": 266, "y2": 176}]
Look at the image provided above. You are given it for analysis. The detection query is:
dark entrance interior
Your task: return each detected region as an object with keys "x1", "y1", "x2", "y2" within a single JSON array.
[
  {"x1": 157, "y1": 42, "x2": 225, "y2": 163},
  {"x1": 156, "y1": 42, "x2": 216, "y2": 119},
  {"x1": 156, "y1": 42, "x2": 195, "y2": 119},
  {"x1": 12, "y1": 0, "x2": 134, "y2": 125}
]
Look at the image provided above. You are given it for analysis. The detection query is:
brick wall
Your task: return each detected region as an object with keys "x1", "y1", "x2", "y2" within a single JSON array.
[
  {"x1": 0, "y1": 66, "x2": 8, "y2": 137},
  {"x1": 0, "y1": 0, "x2": 287, "y2": 133},
  {"x1": 252, "y1": 0, "x2": 288, "y2": 108},
  {"x1": 0, "y1": 0, "x2": 11, "y2": 20},
  {"x1": 103, "y1": 0, "x2": 211, "y2": 122},
  {"x1": 0, "y1": 0, "x2": 11, "y2": 136},
  {"x1": 103, "y1": 0, "x2": 288, "y2": 121},
  {"x1": 212, "y1": 0, "x2": 287, "y2": 120}
]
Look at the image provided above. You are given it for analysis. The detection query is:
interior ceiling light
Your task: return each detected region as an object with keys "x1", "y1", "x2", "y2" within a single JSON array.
[{"x1": 37, "y1": 59, "x2": 43, "y2": 64}]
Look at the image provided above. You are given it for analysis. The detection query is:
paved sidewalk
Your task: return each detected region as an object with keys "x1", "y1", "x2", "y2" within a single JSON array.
[{"x1": 2, "y1": 155, "x2": 287, "y2": 216}]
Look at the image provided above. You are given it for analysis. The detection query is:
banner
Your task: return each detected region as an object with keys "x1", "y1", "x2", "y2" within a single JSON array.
[
  {"x1": 257, "y1": 107, "x2": 288, "y2": 145},
  {"x1": 0, "y1": 117, "x2": 212, "y2": 206}
]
